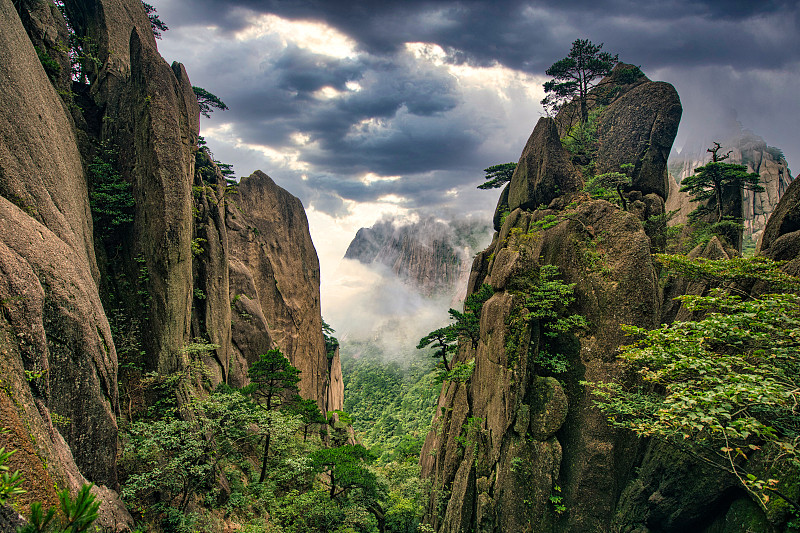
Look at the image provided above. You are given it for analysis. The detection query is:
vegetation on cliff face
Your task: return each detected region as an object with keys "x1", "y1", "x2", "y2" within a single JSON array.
[
  {"x1": 588, "y1": 254, "x2": 800, "y2": 515},
  {"x1": 477, "y1": 163, "x2": 517, "y2": 190},
  {"x1": 417, "y1": 284, "x2": 493, "y2": 374},
  {"x1": 3, "y1": 1, "x2": 797, "y2": 529}
]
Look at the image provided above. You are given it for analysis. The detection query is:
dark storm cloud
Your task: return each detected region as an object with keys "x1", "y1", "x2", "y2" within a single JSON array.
[
  {"x1": 157, "y1": 0, "x2": 800, "y2": 216},
  {"x1": 182, "y1": 37, "x2": 468, "y2": 180},
  {"x1": 166, "y1": 0, "x2": 800, "y2": 72},
  {"x1": 273, "y1": 46, "x2": 364, "y2": 93}
]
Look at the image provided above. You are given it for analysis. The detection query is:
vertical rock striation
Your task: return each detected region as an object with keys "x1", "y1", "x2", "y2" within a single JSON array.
[
  {"x1": 226, "y1": 171, "x2": 330, "y2": 408},
  {"x1": 1, "y1": 0, "x2": 337, "y2": 527},
  {"x1": 345, "y1": 216, "x2": 492, "y2": 297}
]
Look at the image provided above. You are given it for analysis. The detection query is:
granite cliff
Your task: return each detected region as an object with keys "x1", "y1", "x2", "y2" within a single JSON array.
[
  {"x1": 420, "y1": 64, "x2": 800, "y2": 533},
  {"x1": 0, "y1": 0, "x2": 338, "y2": 528},
  {"x1": 421, "y1": 69, "x2": 681, "y2": 532}
]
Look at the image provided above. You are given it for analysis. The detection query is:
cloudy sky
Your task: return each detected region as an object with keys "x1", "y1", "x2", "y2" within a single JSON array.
[{"x1": 153, "y1": 0, "x2": 800, "y2": 319}]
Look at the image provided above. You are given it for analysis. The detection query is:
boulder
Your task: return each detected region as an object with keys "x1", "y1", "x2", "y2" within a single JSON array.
[
  {"x1": 759, "y1": 171, "x2": 800, "y2": 254},
  {"x1": 759, "y1": 175, "x2": 800, "y2": 275},
  {"x1": 507, "y1": 118, "x2": 583, "y2": 211},
  {"x1": 595, "y1": 81, "x2": 682, "y2": 199}
]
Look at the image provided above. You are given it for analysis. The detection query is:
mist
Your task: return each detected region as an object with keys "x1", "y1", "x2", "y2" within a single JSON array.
[{"x1": 322, "y1": 214, "x2": 494, "y2": 363}]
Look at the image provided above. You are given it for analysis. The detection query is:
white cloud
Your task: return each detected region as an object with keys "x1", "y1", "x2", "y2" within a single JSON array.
[{"x1": 234, "y1": 14, "x2": 358, "y2": 59}]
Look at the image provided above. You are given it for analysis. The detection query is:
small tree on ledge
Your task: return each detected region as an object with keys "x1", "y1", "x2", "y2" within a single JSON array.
[
  {"x1": 680, "y1": 141, "x2": 764, "y2": 224},
  {"x1": 542, "y1": 39, "x2": 618, "y2": 124},
  {"x1": 243, "y1": 348, "x2": 300, "y2": 483}
]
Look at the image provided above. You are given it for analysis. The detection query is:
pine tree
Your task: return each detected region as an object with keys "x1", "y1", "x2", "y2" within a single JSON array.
[
  {"x1": 542, "y1": 39, "x2": 618, "y2": 123},
  {"x1": 244, "y1": 348, "x2": 301, "y2": 483}
]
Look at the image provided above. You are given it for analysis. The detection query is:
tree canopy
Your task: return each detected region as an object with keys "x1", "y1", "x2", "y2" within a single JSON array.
[
  {"x1": 541, "y1": 38, "x2": 618, "y2": 123},
  {"x1": 192, "y1": 86, "x2": 229, "y2": 118},
  {"x1": 142, "y1": 2, "x2": 168, "y2": 39},
  {"x1": 477, "y1": 162, "x2": 517, "y2": 190},
  {"x1": 680, "y1": 142, "x2": 764, "y2": 224},
  {"x1": 417, "y1": 284, "x2": 493, "y2": 373},
  {"x1": 243, "y1": 348, "x2": 302, "y2": 482},
  {"x1": 587, "y1": 254, "x2": 800, "y2": 513}
]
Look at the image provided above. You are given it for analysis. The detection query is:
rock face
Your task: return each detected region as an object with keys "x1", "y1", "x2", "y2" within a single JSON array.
[
  {"x1": 421, "y1": 199, "x2": 661, "y2": 532},
  {"x1": 226, "y1": 171, "x2": 330, "y2": 406},
  {"x1": 345, "y1": 216, "x2": 492, "y2": 297},
  {"x1": 1, "y1": 0, "x2": 337, "y2": 527},
  {"x1": 554, "y1": 64, "x2": 682, "y2": 201},
  {"x1": 1, "y1": 0, "x2": 119, "y2": 491},
  {"x1": 507, "y1": 117, "x2": 583, "y2": 211},
  {"x1": 594, "y1": 80, "x2": 682, "y2": 198},
  {"x1": 420, "y1": 68, "x2": 697, "y2": 533},
  {"x1": 669, "y1": 129, "x2": 794, "y2": 240},
  {"x1": 759, "y1": 176, "x2": 800, "y2": 275}
]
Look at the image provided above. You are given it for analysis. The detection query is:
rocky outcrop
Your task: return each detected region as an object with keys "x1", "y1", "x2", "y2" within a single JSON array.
[
  {"x1": 190, "y1": 152, "x2": 233, "y2": 385},
  {"x1": 326, "y1": 345, "x2": 345, "y2": 413},
  {"x1": 669, "y1": 129, "x2": 793, "y2": 240},
  {"x1": 507, "y1": 117, "x2": 583, "y2": 211},
  {"x1": 345, "y1": 216, "x2": 492, "y2": 297},
  {"x1": 421, "y1": 197, "x2": 660, "y2": 532},
  {"x1": 493, "y1": 184, "x2": 510, "y2": 231},
  {"x1": 421, "y1": 65, "x2": 690, "y2": 533},
  {"x1": 226, "y1": 171, "x2": 330, "y2": 406},
  {"x1": 594, "y1": 80, "x2": 682, "y2": 198},
  {"x1": 1, "y1": 0, "x2": 98, "y2": 282},
  {"x1": 759, "y1": 176, "x2": 800, "y2": 275},
  {"x1": 0, "y1": 0, "x2": 123, "y2": 505},
  {"x1": 2, "y1": 0, "x2": 334, "y2": 527},
  {"x1": 553, "y1": 64, "x2": 682, "y2": 201},
  {"x1": 57, "y1": 0, "x2": 199, "y2": 376}
]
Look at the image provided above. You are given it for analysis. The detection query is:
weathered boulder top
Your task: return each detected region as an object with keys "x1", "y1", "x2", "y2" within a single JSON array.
[
  {"x1": 594, "y1": 76, "x2": 682, "y2": 199},
  {"x1": 551, "y1": 63, "x2": 682, "y2": 200},
  {"x1": 761, "y1": 175, "x2": 800, "y2": 252},
  {"x1": 507, "y1": 117, "x2": 583, "y2": 212}
]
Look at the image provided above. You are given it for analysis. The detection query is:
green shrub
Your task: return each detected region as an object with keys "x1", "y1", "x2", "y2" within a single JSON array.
[{"x1": 89, "y1": 144, "x2": 134, "y2": 242}]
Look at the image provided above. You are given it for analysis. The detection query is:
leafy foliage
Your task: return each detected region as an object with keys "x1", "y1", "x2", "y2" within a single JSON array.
[
  {"x1": 34, "y1": 46, "x2": 61, "y2": 81},
  {"x1": 583, "y1": 163, "x2": 634, "y2": 210},
  {"x1": 192, "y1": 86, "x2": 229, "y2": 118},
  {"x1": 587, "y1": 255, "x2": 800, "y2": 512},
  {"x1": 417, "y1": 284, "x2": 493, "y2": 374},
  {"x1": 542, "y1": 38, "x2": 618, "y2": 123},
  {"x1": 342, "y1": 348, "x2": 441, "y2": 464},
  {"x1": 560, "y1": 105, "x2": 605, "y2": 172},
  {"x1": 123, "y1": 417, "x2": 217, "y2": 513},
  {"x1": 323, "y1": 319, "x2": 340, "y2": 359},
  {"x1": 506, "y1": 264, "x2": 588, "y2": 372},
  {"x1": 243, "y1": 349, "x2": 302, "y2": 483},
  {"x1": 89, "y1": 143, "x2": 134, "y2": 243},
  {"x1": 142, "y1": 2, "x2": 168, "y2": 39},
  {"x1": 0, "y1": 446, "x2": 24, "y2": 505},
  {"x1": 310, "y1": 445, "x2": 382, "y2": 500},
  {"x1": 477, "y1": 162, "x2": 517, "y2": 190},
  {"x1": 245, "y1": 349, "x2": 301, "y2": 411}
]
